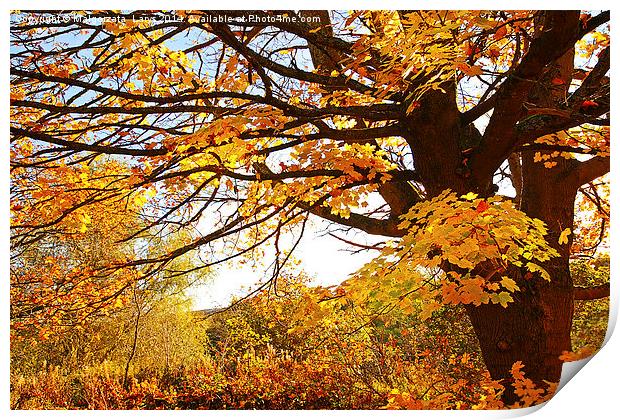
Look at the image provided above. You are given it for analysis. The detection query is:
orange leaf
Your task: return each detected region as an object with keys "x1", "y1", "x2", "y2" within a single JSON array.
[
  {"x1": 457, "y1": 63, "x2": 483, "y2": 77},
  {"x1": 476, "y1": 201, "x2": 490, "y2": 213},
  {"x1": 493, "y1": 25, "x2": 507, "y2": 40},
  {"x1": 580, "y1": 100, "x2": 599, "y2": 110},
  {"x1": 488, "y1": 48, "x2": 500, "y2": 58}
]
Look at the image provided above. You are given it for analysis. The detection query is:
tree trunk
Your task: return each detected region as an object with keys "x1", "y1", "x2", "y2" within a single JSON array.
[
  {"x1": 463, "y1": 43, "x2": 579, "y2": 404},
  {"x1": 400, "y1": 91, "x2": 574, "y2": 403},
  {"x1": 520, "y1": 149, "x2": 578, "y2": 375},
  {"x1": 465, "y1": 151, "x2": 577, "y2": 404},
  {"x1": 394, "y1": 32, "x2": 585, "y2": 404}
]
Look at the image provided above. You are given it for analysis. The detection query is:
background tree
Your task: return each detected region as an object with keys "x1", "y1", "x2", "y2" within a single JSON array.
[{"x1": 10, "y1": 10, "x2": 610, "y2": 404}]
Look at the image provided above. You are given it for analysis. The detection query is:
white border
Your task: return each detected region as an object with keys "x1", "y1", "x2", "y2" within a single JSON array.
[{"x1": 2, "y1": 2, "x2": 617, "y2": 419}]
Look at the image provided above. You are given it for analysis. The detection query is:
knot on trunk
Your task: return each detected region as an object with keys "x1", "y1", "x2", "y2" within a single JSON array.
[{"x1": 496, "y1": 339, "x2": 512, "y2": 352}]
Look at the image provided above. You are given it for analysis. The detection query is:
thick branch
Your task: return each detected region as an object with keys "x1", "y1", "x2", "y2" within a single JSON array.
[
  {"x1": 464, "y1": 11, "x2": 609, "y2": 127},
  {"x1": 470, "y1": 11, "x2": 581, "y2": 187},
  {"x1": 574, "y1": 283, "x2": 610, "y2": 300},
  {"x1": 515, "y1": 144, "x2": 601, "y2": 155},
  {"x1": 579, "y1": 11, "x2": 610, "y2": 36},
  {"x1": 301, "y1": 201, "x2": 404, "y2": 237},
  {"x1": 569, "y1": 156, "x2": 610, "y2": 187},
  {"x1": 252, "y1": 162, "x2": 404, "y2": 237},
  {"x1": 568, "y1": 45, "x2": 610, "y2": 109}
]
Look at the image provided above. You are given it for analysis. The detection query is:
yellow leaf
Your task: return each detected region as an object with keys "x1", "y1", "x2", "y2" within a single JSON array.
[
  {"x1": 461, "y1": 192, "x2": 478, "y2": 200},
  {"x1": 144, "y1": 187, "x2": 157, "y2": 199},
  {"x1": 78, "y1": 213, "x2": 91, "y2": 232},
  {"x1": 558, "y1": 228, "x2": 571, "y2": 245},
  {"x1": 420, "y1": 300, "x2": 441, "y2": 320},
  {"x1": 120, "y1": 34, "x2": 134, "y2": 49},
  {"x1": 491, "y1": 291, "x2": 513, "y2": 308},
  {"x1": 500, "y1": 276, "x2": 520, "y2": 292}
]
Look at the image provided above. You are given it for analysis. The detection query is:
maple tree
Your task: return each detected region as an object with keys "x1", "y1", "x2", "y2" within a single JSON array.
[{"x1": 10, "y1": 10, "x2": 610, "y2": 406}]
